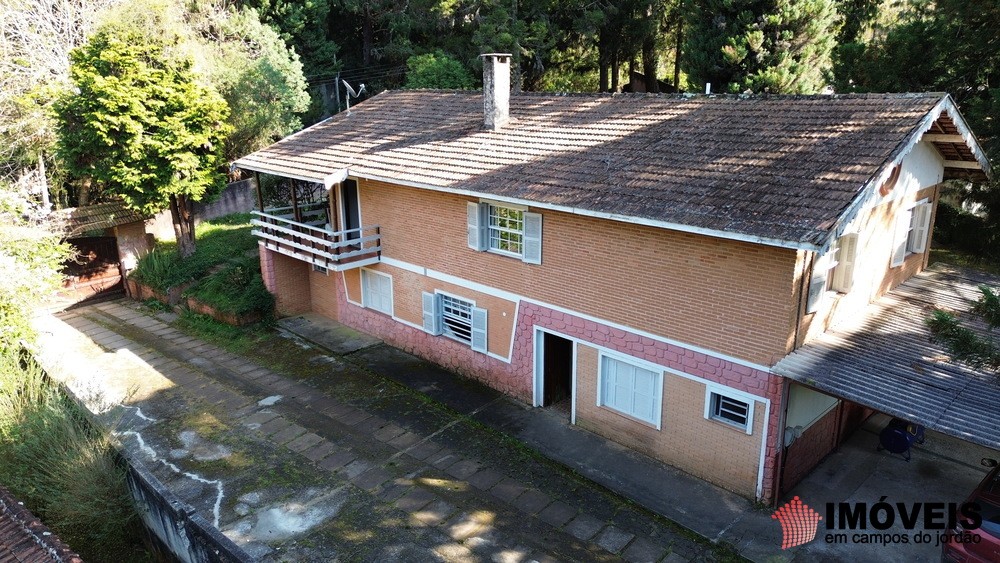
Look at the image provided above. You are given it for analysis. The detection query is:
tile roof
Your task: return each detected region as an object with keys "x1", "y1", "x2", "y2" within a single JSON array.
[
  {"x1": 236, "y1": 91, "x2": 987, "y2": 248},
  {"x1": 772, "y1": 264, "x2": 1000, "y2": 450},
  {"x1": 59, "y1": 201, "x2": 148, "y2": 238},
  {"x1": 0, "y1": 485, "x2": 83, "y2": 562}
]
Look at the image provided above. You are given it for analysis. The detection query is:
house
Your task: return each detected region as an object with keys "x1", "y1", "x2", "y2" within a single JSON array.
[{"x1": 234, "y1": 54, "x2": 991, "y2": 503}]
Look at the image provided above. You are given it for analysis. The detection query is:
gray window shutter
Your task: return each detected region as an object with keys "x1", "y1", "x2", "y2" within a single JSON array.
[
  {"x1": 806, "y1": 258, "x2": 827, "y2": 314},
  {"x1": 522, "y1": 212, "x2": 542, "y2": 264},
  {"x1": 470, "y1": 306, "x2": 488, "y2": 353},
  {"x1": 467, "y1": 202, "x2": 487, "y2": 251},
  {"x1": 422, "y1": 291, "x2": 441, "y2": 335}
]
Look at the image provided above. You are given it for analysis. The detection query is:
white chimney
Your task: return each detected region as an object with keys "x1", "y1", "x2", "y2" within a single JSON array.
[{"x1": 481, "y1": 53, "x2": 511, "y2": 130}]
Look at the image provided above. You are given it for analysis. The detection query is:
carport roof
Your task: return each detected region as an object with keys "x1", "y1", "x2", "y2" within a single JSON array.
[{"x1": 773, "y1": 264, "x2": 1000, "y2": 450}]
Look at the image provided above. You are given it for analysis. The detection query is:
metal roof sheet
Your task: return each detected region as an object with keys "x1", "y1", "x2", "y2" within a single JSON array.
[{"x1": 773, "y1": 264, "x2": 1000, "y2": 449}]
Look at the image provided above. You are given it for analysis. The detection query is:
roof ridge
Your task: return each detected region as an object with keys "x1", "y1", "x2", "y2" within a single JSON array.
[{"x1": 383, "y1": 89, "x2": 947, "y2": 101}]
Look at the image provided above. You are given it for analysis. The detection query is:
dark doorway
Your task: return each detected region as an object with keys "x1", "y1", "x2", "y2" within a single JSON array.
[
  {"x1": 341, "y1": 179, "x2": 360, "y2": 240},
  {"x1": 542, "y1": 333, "x2": 573, "y2": 407}
]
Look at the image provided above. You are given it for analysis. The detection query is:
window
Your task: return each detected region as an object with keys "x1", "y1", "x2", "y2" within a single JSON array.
[
  {"x1": 892, "y1": 200, "x2": 932, "y2": 267},
  {"x1": 704, "y1": 387, "x2": 755, "y2": 434},
  {"x1": 806, "y1": 233, "x2": 859, "y2": 313},
  {"x1": 598, "y1": 354, "x2": 662, "y2": 427},
  {"x1": 467, "y1": 201, "x2": 543, "y2": 264},
  {"x1": 361, "y1": 269, "x2": 392, "y2": 315},
  {"x1": 440, "y1": 294, "x2": 474, "y2": 344},
  {"x1": 421, "y1": 291, "x2": 488, "y2": 353},
  {"x1": 312, "y1": 264, "x2": 328, "y2": 274}
]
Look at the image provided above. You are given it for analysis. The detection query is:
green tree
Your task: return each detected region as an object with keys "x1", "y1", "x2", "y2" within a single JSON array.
[
  {"x1": 683, "y1": 0, "x2": 839, "y2": 93},
  {"x1": 189, "y1": 3, "x2": 311, "y2": 162},
  {"x1": 404, "y1": 50, "x2": 475, "y2": 88},
  {"x1": 928, "y1": 285, "x2": 1000, "y2": 371},
  {"x1": 54, "y1": 24, "x2": 230, "y2": 258}
]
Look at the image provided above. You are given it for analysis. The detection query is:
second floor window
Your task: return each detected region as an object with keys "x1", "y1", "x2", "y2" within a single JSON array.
[{"x1": 488, "y1": 204, "x2": 524, "y2": 255}]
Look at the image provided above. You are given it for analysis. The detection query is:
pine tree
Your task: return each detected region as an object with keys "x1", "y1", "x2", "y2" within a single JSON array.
[{"x1": 683, "y1": 0, "x2": 839, "y2": 94}]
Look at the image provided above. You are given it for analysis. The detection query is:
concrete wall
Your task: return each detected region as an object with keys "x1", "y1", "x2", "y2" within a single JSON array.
[
  {"x1": 798, "y1": 142, "x2": 944, "y2": 344},
  {"x1": 147, "y1": 180, "x2": 255, "y2": 240}
]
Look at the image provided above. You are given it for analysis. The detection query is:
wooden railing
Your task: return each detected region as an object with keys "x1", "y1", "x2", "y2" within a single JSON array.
[{"x1": 251, "y1": 211, "x2": 381, "y2": 271}]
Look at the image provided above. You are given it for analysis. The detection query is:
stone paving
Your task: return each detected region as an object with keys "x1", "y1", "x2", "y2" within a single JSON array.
[{"x1": 33, "y1": 299, "x2": 725, "y2": 562}]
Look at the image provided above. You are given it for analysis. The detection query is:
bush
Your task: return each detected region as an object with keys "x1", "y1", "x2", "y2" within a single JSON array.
[
  {"x1": 0, "y1": 351, "x2": 148, "y2": 560},
  {"x1": 184, "y1": 254, "x2": 274, "y2": 316},
  {"x1": 934, "y1": 201, "x2": 990, "y2": 256}
]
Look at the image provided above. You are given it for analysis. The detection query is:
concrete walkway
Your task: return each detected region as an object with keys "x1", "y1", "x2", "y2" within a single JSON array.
[{"x1": 33, "y1": 301, "x2": 734, "y2": 562}]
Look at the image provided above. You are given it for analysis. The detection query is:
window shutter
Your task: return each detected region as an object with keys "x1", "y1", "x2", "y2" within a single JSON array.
[
  {"x1": 522, "y1": 212, "x2": 542, "y2": 264},
  {"x1": 806, "y1": 257, "x2": 827, "y2": 314},
  {"x1": 470, "y1": 306, "x2": 488, "y2": 353},
  {"x1": 891, "y1": 209, "x2": 911, "y2": 267},
  {"x1": 422, "y1": 291, "x2": 441, "y2": 335},
  {"x1": 910, "y1": 203, "x2": 931, "y2": 253},
  {"x1": 833, "y1": 234, "x2": 858, "y2": 293},
  {"x1": 379, "y1": 274, "x2": 392, "y2": 313},
  {"x1": 467, "y1": 202, "x2": 487, "y2": 251},
  {"x1": 360, "y1": 270, "x2": 370, "y2": 308}
]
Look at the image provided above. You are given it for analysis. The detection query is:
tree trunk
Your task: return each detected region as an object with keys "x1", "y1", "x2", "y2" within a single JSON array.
[
  {"x1": 673, "y1": 9, "x2": 684, "y2": 91},
  {"x1": 170, "y1": 194, "x2": 196, "y2": 258},
  {"x1": 362, "y1": 1, "x2": 373, "y2": 66},
  {"x1": 77, "y1": 176, "x2": 92, "y2": 207},
  {"x1": 643, "y1": 37, "x2": 659, "y2": 93},
  {"x1": 598, "y1": 31, "x2": 610, "y2": 92},
  {"x1": 611, "y1": 55, "x2": 620, "y2": 92}
]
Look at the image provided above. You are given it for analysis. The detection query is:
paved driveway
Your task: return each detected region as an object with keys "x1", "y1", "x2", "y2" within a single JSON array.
[{"x1": 33, "y1": 300, "x2": 727, "y2": 562}]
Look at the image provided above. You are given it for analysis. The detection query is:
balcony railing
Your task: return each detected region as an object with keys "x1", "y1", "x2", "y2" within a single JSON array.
[{"x1": 251, "y1": 210, "x2": 381, "y2": 271}]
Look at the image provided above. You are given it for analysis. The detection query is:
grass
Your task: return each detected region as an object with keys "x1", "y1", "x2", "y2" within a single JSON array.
[
  {"x1": 131, "y1": 213, "x2": 257, "y2": 290},
  {"x1": 131, "y1": 213, "x2": 273, "y2": 317},
  {"x1": 930, "y1": 246, "x2": 1000, "y2": 277},
  {"x1": 0, "y1": 350, "x2": 149, "y2": 561}
]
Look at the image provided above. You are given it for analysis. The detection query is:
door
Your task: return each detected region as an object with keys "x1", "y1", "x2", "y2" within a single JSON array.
[
  {"x1": 542, "y1": 332, "x2": 573, "y2": 408},
  {"x1": 340, "y1": 179, "x2": 360, "y2": 241}
]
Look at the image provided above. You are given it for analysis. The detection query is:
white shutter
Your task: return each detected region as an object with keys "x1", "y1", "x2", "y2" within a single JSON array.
[
  {"x1": 522, "y1": 212, "x2": 542, "y2": 264},
  {"x1": 470, "y1": 306, "x2": 488, "y2": 353},
  {"x1": 891, "y1": 208, "x2": 912, "y2": 267},
  {"x1": 379, "y1": 274, "x2": 392, "y2": 314},
  {"x1": 806, "y1": 255, "x2": 827, "y2": 314},
  {"x1": 422, "y1": 291, "x2": 441, "y2": 335},
  {"x1": 467, "y1": 202, "x2": 487, "y2": 251},
  {"x1": 910, "y1": 203, "x2": 932, "y2": 253},
  {"x1": 832, "y1": 234, "x2": 858, "y2": 293}
]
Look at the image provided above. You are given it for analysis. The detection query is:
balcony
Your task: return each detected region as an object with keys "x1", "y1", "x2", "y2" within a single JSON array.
[{"x1": 251, "y1": 207, "x2": 381, "y2": 271}]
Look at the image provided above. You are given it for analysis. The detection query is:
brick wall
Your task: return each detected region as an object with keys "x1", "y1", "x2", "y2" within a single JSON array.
[
  {"x1": 357, "y1": 179, "x2": 800, "y2": 366},
  {"x1": 259, "y1": 245, "x2": 312, "y2": 316},
  {"x1": 781, "y1": 405, "x2": 839, "y2": 493},
  {"x1": 575, "y1": 344, "x2": 764, "y2": 497}
]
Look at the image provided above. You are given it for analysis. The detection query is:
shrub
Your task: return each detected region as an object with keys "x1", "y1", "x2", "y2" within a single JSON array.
[
  {"x1": 184, "y1": 254, "x2": 274, "y2": 316},
  {"x1": 0, "y1": 351, "x2": 148, "y2": 561}
]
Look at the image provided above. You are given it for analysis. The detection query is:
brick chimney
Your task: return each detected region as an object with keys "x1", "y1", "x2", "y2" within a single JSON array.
[{"x1": 481, "y1": 53, "x2": 511, "y2": 130}]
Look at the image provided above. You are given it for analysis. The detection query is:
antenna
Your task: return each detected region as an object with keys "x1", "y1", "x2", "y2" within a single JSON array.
[{"x1": 341, "y1": 80, "x2": 366, "y2": 115}]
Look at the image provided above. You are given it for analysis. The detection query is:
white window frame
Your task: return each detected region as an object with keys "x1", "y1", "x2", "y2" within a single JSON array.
[
  {"x1": 597, "y1": 352, "x2": 663, "y2": 429},
  {"x1": 312, "y1": 263, "x2": 328, "y2": 274},
  {"x1": 486, "y1": 200, "x2": 527, "y2": 258},
  {"x1": 829, "y1": 233, "x2": 858, "y2": 294},
  {"x1": 360, "y1": 268, "x2": 393, "y2": 316},
  {"x1": 437, "y1": 291, "x2": 476, "y2": 345},
  {"x1": 704, "y1": 384, "x2": 755, "y2": 435},
  {"x1": 892, "y1": 198, "x2": 931, "y2": 267}
]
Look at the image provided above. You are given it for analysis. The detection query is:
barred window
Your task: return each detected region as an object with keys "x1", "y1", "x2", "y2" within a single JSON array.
[
  {"x1": 440, "y1": 294, "x2": 474, "y2": 344},
  {"x1": 709, "y1": 392, "x2": 751, "y2": 431}
]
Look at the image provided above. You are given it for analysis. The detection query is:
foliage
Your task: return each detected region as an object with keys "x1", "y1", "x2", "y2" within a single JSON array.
[
  {"x1": 184, "y1": 254, "x2": 275, "y2": 316},
  {"x1": 404, "y1": 50, "x2": 475, "y2": 89},
  {"x1": 188, "y1": 2, "x2": 311, "y2": 163},
  {"x1": 130, "y1": 213, "x2": 257, "y2": 290},
  {"x1": 932, "y1": 201, "x2": 992, "y2": 258},
  {"x1": 54, "y1": 17, "x2": 230, "y2": 255},
  {"x1": 0, "y1": 351, "x2": 147, "y2": 560},
  {"x1": 238, "y1": 0, "x2": 339, "y2": 76},
  {"x1": 928, "y1": 285, "x2": 1000, "y2": 371},
  {"x1": 0, "y1": 206, "x2": 71, "y2": 351},
  {"x1": 683, "y1": 0, "x2": 840, "y2": 94}
]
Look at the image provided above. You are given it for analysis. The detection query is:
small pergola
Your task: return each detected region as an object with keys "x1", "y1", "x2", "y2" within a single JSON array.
[{"x1": 238, "y1": 167, "x2": 381, "y2": 272}]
